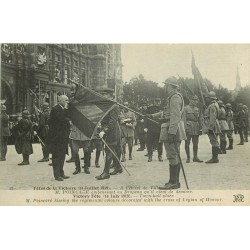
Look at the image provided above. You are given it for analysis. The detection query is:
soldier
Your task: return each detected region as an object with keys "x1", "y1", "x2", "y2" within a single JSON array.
[
  {"x1": 183, "y1": 95, "x2": 203, "y2": 163},
  {"x1": 236, "y1": 104, "x2": 245, "y2": 145},
  {"x1": 37, "y1": 102, "x2": 51, "y2": 162},
  {"x1": 203, "y1": 91, "x2": 221, "y2": 163},
  {"x1": 144, "y1": 98, "x2": 163, "y2": 162},
  {"x1": 14, "y1": 110, "x2": 34, "y2": 165},
  {"x1": 0, "y1": 105, "x2": 11, "y2": 161},
  {"x1": 120, "y1": 101, "x2": 136, "y2": 161},
  {"x1": 217, "y1": 100, "x2": 229, "y2": 154},
  {"x1": 96, "y1": 89, "x2": 122, "y2": 180},
  {"x1": 242, "y1": 105, "x2": 249, "y2": 142},
  {"x1": 136, "y1": 102, "x2": 147, "y2": 151},
  {"x1": 225, "y1": 103, "x2": 234, "y2": 150},
  {"x1": 149, "y1": 76, "x2": 186, "y2": 190}
]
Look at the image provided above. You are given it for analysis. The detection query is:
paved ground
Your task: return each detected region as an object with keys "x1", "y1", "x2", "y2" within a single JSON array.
[{"x1": 0, "y1": 135, "x2": 249, "y2": 190}]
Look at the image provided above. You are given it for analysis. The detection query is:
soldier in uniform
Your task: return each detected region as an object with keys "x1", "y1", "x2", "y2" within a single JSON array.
[
  {"x1": 37, "y1": 102, "x2": 51, "y2": 162},
  {"x1": 14, "y1": 110, "x2": 34, "y2": 165},
  {"x1": 242, "y1": 105, "x2": 249, "y2": 142},
  {"x1": 96, "y1": 89, "x2": 122, "y2": 180},
  {"x1": 120, "y1": 101, "x2": 136, "y2": 161},
  {"x1": 183, "y1": 95, "x2": 203, "y2": 163},
  {"x1": 236, "y1": 104, "x2": 245, "y2": 145},
  {"x1": 0, "y1": 105, "x2": 11, "y2": 161},
  {"x1": 149, "y1": 76, "x2": 186, "y2": 190},
  {"x1": 136, "y1": 102, "x2": 147, "y2": 151},
  {"x1": 203, "y1": 91, "x2": 221, "y2": 163},
  {"x1": 144, "y1": 98, "x2": 163, "y2": 162},
  {"x1": 217, "y1": 100, "x2": 229, "y2": 154},
  {"x1": 225, "y1": 103, "x2": 234, "y2": 150}
]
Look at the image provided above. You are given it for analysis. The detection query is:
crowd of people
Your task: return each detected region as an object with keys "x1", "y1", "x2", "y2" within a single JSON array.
[{"x1": 0, "y1": 76, "x2": 249, "y2": 189}]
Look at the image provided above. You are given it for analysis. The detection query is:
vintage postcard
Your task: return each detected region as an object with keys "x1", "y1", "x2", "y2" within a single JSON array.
[{"x1": 0, "y1": 44, "x2": 249, "y2": 206}]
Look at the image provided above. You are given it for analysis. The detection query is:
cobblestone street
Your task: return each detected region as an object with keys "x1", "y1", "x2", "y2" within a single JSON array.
[{"x1": 0, "y1": 135, "x2": 249, "y2": 190}]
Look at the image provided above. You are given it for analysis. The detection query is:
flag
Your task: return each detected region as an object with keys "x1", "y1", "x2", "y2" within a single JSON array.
[
  {"x1": 191, "y1": 52, "x2": 209, "y2": 102},
  {"x1": 68, "y1": 85, "x2": 117, "y2": 139}
]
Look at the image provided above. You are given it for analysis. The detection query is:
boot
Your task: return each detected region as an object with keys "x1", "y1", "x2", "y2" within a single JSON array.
[
  {"x1": 18, "y1": 154, "x2": 30, "y2": 165},
  {"x1": 227, "y1": 139, "x2": 233, "y2": 150},
  {"x1": 193, "y1": 145, "x2": 203, "y2": 162},
  {"x1": 148, "y1": 155, "x2": 152, "y2": 162},
  {"x1": 221, "y1": 141, "x2": 227, "y2": 154},
  {"x1": 110, "y1": 167, "x2": 123, "y2": 175},
  {"x1": 158, "y1": 155, "x2": 163, "y2": 162},
  {"x1": 159, "y1": 164, "x2": 180, "y2": 190},
  {"x1": 185, "y1": 144, "x2": 190, "y2": 163},
  {"x1": 206, "y1": 147, "x2": 219, "y2": 163},
  {"x1": 73, "y1": 154, "x2": 81, "y2": 175},
  {"x1": 96, "y1": 172, "x2": 110, "y2": 180},
  {"x1": 128, "y1": 146, "x2": 132, "y2": 160},
  {"x1": 84, "y1": 152, "x2": 91, "y2": 174},
  {"x1": 95, "y1": 150, "x2": 101, "y2": 168}
]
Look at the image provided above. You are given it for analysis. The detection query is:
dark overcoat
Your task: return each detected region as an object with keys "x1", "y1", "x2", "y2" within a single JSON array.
[{"x1": 46, "y1": 105, "x2": 70, "y2": 155}]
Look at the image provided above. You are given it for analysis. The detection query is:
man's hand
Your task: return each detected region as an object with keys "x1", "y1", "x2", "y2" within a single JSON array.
[
  {"x1": 167, "y1": 133, "x2": 176, "y2": 144},
  {"x1": 33, "y1": 131, "x2": 37, "y2": 136},
  {"x1": 144, "y1": 128, "x2": 148, "y2": 133},
  {"x1": 99, "y1": 131, "x2": 105, "y2": 139}
]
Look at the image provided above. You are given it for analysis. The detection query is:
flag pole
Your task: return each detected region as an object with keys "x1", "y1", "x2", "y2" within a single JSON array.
[{"x1": 67, "y1": 78, "x2": 160, "y2": 126}]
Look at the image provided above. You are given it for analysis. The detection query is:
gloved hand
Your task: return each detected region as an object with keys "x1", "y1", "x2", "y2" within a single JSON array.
[
  {"x1": 140, "y1": 119, "x2": 144, "y2": 123},
  {"x1": 167, "y1": 133, "x2": 176, "y2": 144},
  {"x1": 144, "y1": 128, "x2": 148, "y2": 133},
  {"x1": 33, "y1": 131, "x2": 37, "y2": 136},
  {"x1": 99, "y1": 131, "x2": 105, "y2": 139}
]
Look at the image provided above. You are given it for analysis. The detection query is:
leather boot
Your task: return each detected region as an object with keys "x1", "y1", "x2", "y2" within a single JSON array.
[
  {"x1": 206, "y1": 147, "x2": 219, "y2": 163},
  {"x1": 193, "y1": 145, "x2": 203, "y2": 162},
  {"x1": 96, "y1": 172, "x2": 110, "y2": 180},
  {"x1": 222, "y1": 141, "x2": 227, "y2": 154},
  {"x1": 110, "y1": 167, "x2": 123, "y2": 175},
  {"x1": 84, "y1": 152, "x2": 90, "y2": 174},
  {"x1": 73, "y1": 154, "x2": 81, "y2": 175},
  {"x1": 227, "y1": 139, "x2": 233, "y2": 150},
  {"x1": 185, "y1": 143, "x2": 190, "y2": 163},
  {"x1": 159, "y1": 165, "x2": 180, "y2": 190},
  {"x1": 148, "y1": 155, "x2": 152, "y2": 162},
  {"x1": 18, "y1": 154, "x2": 30, "y2": 165},
  {"x1": 95, "y1": 150, "x2": 100, "y2": 168}
]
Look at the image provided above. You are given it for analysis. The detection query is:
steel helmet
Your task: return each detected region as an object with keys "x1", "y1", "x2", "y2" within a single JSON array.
[{"x1": 164, "y1": 76, "x2": 179, "y2": 87}]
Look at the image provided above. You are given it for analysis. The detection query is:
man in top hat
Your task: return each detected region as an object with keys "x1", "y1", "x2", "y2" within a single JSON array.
[
  {"x1": 183, "y1": 95, "x2": 203, "y2": 163},
  {"x1": 14, "y1": 109, "x2": 34, "y2": 165},
  {"x1": 225, "y1": 103, "x2": 234, "y2": 150},
  {"x1": 148, "y1": 76, "x2": 186, "y2": 189},
  {"x1": 37, "y1": 102, "x2": 51, "y2": 162},
  {"x1": 47, "y1": 95, "x2": 70, "y2": 181},
  {"x1": 0, "y1": 105, "x2": 11, "y2": 161},
  {"x1": 96, "y1": 88, "x2": 122, "y2": 179},
  {"x1": 144, "y1": 97, "x2": 163, "y2": 162},
  {"x1": 203, "y1": 91, "x2": 221, "y2": 163},
  {"x1": 217, "y1": 100, "x2": 229, "y2": 154},
  {"x1": 242, "y1": 105, "x2": 249, "y2": 142}
]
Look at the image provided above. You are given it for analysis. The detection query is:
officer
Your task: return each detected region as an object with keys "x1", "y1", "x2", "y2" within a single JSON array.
[
  {"x1": 217, "y1": 100, "x2": 229, "y2": 154},
  {"x1": 203, "y1": 91, "x2": 221, "y2": 163},
  {"x1": 242, "y1": 105, "x2": 249, "y2": 142},
  {"x1": 14, "y1": 110, "x2": 34, "y2": 165},
  {"x1": 37, "y1": 102, "x2": 51, "y2": 162},
  {"x1": 136, "y1": 102, "x2": 147, "y2": 151},
  {"x1": 236, "y1": 104, "x2": 245, "y2": 145},
  {"x1": 149, "y1": 76, "x2": 186, "y2": 190},
  {"x1": 144, "y1": 98, "x2": 163, "y2": 162},
  {"x1": 0, "y1": 105, "x2": 11, "y2": 161},
  {"x1": 225, "y1": 103, "x2": 234, "y2": 150},
  {"x1": 183, "y1": 95, "x2": 203, "y2": 163},
  {"x1": 96, "y1": 88, "x2": 122, "y2": 180},
  {"x1": 120, "y1": 101, "x2": 136, "y2": 161}
]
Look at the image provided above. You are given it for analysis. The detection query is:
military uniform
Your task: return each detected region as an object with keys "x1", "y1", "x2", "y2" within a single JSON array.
[
  {"x1": 37, "y1": 104, "x2": 51, "y2": 161},
  {"x1": 243, "y1": 106, "x2": 249, "y2": 142},
  {"x1": 183, "y1": 99, "x2": 203, "y2": 163},
  {"x1": 0, "y1": 106, "x2": 11, "y2": 161},
  {"x1": 135, "y1": 106, "x2": 147, "y2": 151},
  {"x1": 218, "y1": 102, "x2": 229, "y2": 154},
  {"x1": 203, "y1": 92, "x2": 221, "y2": 163},
  {"x1": 151, "y1": 76, "x2": 186, "y2": 190},
  {"x1": 225, "y1": 103, "x2": 234, "y2": 150},
  {"x1": 144, "y1": 104, "x2": 163, "y2": 162},
  {"x1": 120, "y1": 109, "x2": 136, "y2": 160},
  {"x1": 237, "y1": 107, "x2": 245, "y2": 145}
]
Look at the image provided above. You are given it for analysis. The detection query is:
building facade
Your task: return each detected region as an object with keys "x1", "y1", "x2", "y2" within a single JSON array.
[{"x1": 1, "y1": 44, "x2": 123, "y2": 114}]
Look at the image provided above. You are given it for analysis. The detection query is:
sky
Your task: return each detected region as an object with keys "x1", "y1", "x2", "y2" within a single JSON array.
[{"x1": 121, "y1": 44, "x2": 250, "y2": 90}]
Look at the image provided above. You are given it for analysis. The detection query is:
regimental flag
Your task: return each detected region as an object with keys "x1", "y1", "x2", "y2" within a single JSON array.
[
  {"x1": 191, "y1": 52, "x2": 209, "y2": 102},
  {"x1": 68, "y1": 85, "x2": 116, "y2": 139}
]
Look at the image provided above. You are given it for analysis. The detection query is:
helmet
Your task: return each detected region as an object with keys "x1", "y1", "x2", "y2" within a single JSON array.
[
  {"x1": 206, "y1": 91, "x2": 217, "y2": 100},
  {"x1": 1, "y1": 105, "x2": 6, "y2": 111},
  {"x1": 217, "y1": 100, "x2": 223, "y2": 105},
  {"x1": 22, "y1": 110, "x2": 30, "y2": 117},
  {"x1": 164, "y1": 76, "x2": 179, "y2": 87},
  {"x1": 191, "y1": 95, "x2": 199, "y2": 101},
  {"x1": 225, "y1": 103, "x2": 232, "y2": 108},
  {"x1": 42, "y1": 102, "x2": 49, "y2": 109},
  {"x1": 243, "y1": 105, "x2": 248, "y2": 109}
]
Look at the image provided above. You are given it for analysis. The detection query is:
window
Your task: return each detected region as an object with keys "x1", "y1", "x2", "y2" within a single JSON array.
[
  {"x1": 74, "y1": 59, "x2": 78, "y2": 67},
  {"x1": 64, "y1": 57, "x2": 70, "y2": 64},
  {"x1": 55, "y1": 54, "x2": 60, "y2": 61},
  {"x1": 64, "y1": 68, "x2": 68, "y2": 84}
]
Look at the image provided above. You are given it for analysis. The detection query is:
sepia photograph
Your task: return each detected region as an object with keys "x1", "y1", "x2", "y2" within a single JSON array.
[{"x1": 0, "y1": 43, "x2": 249, "y2": 205}]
